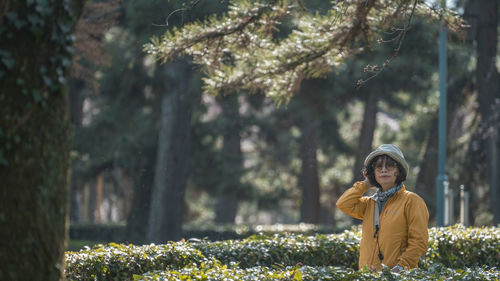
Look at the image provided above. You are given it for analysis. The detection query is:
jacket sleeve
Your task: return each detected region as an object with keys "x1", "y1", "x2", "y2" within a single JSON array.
[
  {"x1": 336, "y1": 181, "x2": 371, "y2": 220},
  {"x1": 397, "y1": 193, "x2": 430, "y2": 268}
]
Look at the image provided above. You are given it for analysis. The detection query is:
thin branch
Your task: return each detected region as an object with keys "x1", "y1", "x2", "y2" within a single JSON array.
[
  {"x1": 153, "y1": 0, "x2": 203, "y2": 27},
  {"x1": 356, "y1": 0, "x2": 417, "y2": 89}
]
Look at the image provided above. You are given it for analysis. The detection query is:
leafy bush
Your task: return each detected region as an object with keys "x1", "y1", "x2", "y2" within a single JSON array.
[
  {"x1": 65, "y1": 225, "x2": 499, "y2": 280},
  {"x1": 134, "y1": 259, "x2": 292, "y2": 281},
  {"x1": 192, "y1": 228, "x2": 360, "y2": 268},
  {"x1": 135, "y1": 264, "x2": 499, "y2": 281},
  {"x1": 65, "y1": 242, "x2": 205, "y2": 280},
  {"x1": 424, "y1": 225, "x2": 500, "y2": 268},
  {"x1": 193, "y1": 225, "x2": 499, "y2": 269}
]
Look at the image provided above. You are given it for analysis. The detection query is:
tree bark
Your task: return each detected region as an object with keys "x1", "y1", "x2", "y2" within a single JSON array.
[
  {"x1": 147, "y1": 63, "x2": 193, "y2": 243},
  {"x1": 415, "y1": 116, "x2": 439, "y2": 219},
  {"x1": 350, "y1": 91, "x2": 377, "y2": 224},
  {"x1": 215, "y1": 94, "x2": 242, "y2": 224},
  {"x1": 68, "y1": 78, "x2": 85, "y2": 222},
  {"x1": 0, "y1": 1, "x2": 83, "y2": 280},
  {"x1": 476, "y1": 0, "x2": 500, "y2": 224},
  {"x1": 352, "y1": 92, "x2": 377, "y2": 182},
  {"x1": 298, "y1": 107, "x2": 321, "y2": 223},
  {"x1": 125, "y1": 162, "x2": 154, "y2": 244},
  {"x1": 88, "y1": 177, "x2": 97, "y2": 222}
]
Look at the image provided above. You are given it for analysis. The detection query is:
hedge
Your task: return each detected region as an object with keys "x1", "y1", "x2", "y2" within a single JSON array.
[
  {"x1": 192, "y1": 225, "x2": 499, "y2": 269},
  {"x1": 423, "y1": 225, "x2": 500, "y2": 268},
  {"x1": 135, "y1": 264, "x2": 499, "y2": 281},
  {"x1": 191, "y1": 228, "x2": 360, "y2": 268},
  {"x1": 65, "y1": 242, "x2": 205, "y2": 280},
  {"x1": 65, "y1": 225, "x2": 499, "y2": 280}
]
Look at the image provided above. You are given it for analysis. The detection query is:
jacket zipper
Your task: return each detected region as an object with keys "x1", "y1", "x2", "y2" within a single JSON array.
[{"x1": 369, "y1": 190, "x2": 401, "y2": 267}]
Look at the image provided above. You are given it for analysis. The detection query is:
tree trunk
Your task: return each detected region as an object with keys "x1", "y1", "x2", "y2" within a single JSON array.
[
  {"x1": 350, "y1": 92, "x2": 377, "y2": 224},
  {"x1": 352, "y1": 92, "x2": 377, "y2": 182},
  {"x1": 215, "y1": 94, "x2": 242, "y2": 224},
  {"x1": 88, "y1": 177, "x2": 97, "y2": 222},
  {"x1": 69, "y1": 78, "x2": 85, "y2": 222},
  {"x1": 147, "y1": 63, "x2": 193, "y2": 243},
  {"x1": 0, "y1": 1, "x2": 83, "y2": 280},
  {"x1": 476, "y1": 0, "x2": 500, "y2": 225},
  {"x1": 125, "y1": 163, "x2": 154, "y2": 244},
  {"x1": 299, "y1": 107, "x2": 321, "y2": 223},
  {"x1": 415, "y1": 116, "x2": 439, "y2": 220}
]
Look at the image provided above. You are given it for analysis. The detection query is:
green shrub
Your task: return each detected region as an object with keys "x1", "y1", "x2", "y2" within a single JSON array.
[
  {"x1": 65, "y1": 242, "x2": 205, "y2": 281},
  {"x1": 192, "y1": 228, "x2": 360, "y2": 269},
  {"x1": 192, "y1": 225, "x2": 499, "y2": 269},
  {"x1": 65, "y1": 225, "x2": 499, "y2": 280},
  {"x1": 134, "y1": 259, "x2": 292, "y2": 281},
  {"x1": 135, "y1": 264, "x2": 499, "y2": 281},
  {"x1": 424, "y1": 225, "x2": 500, "y2": 268}
]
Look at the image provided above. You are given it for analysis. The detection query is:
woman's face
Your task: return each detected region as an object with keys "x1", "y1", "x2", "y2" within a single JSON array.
[{"x1": 373, "y1": 156, "x2": 398, "y2": 190}]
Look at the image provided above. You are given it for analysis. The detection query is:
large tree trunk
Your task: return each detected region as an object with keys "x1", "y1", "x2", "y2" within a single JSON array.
[
  {"x1": 0, "y1": 1, "x2": 83, "y2": 280},
  {"x1": 298, "y1": 107, "x2": 321, "y2": 223},
  {"x1": 215, "y1": 94, "x2": 242, "y2": 224},
  {"x1": 147, "y1": 63, "x2": 193, "y2": 243},
  {"x1": 476, "y1": 0, "x2": 500, "y2": 224}
]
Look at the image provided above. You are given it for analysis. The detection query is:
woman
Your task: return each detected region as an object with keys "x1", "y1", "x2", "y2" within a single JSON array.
[{"x1": 336, "y1": 144, "x2": 429, "y2": 272}]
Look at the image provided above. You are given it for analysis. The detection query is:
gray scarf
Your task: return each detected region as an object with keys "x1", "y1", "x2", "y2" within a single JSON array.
[{"x1": 373, "y1": 184, "x2": 402, "y2": 211}]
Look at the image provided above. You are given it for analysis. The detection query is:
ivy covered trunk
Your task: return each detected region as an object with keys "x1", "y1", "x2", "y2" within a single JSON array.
[{"x1": 0, "y1": 0, "x2": 82, "y2": 280}]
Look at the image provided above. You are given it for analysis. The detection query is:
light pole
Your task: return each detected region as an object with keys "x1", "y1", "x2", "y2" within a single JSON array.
[{"x1": 436, "y1": 1, "x2": 448, "y2": 227}]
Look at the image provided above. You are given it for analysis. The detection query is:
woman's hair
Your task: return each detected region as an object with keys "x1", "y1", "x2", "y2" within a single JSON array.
[{"x1": 362, "y1": 155, "x2": 406, "y2": 188}]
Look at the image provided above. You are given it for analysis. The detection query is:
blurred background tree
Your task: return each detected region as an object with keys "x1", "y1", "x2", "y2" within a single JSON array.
[{"x1": 66, "y1": 0, "x2": 498, "y2": 247}]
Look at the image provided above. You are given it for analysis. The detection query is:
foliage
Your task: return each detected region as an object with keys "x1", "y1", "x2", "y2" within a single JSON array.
[
  {"x1": 65, "y1": 242, "x2": 206, "y2": 280},
  {"x1": 134, "y1": 258, "x2": 291, "y2": 281},
  {"x1": 65, "y1": 225, "x2": 500, "y2": 280},
  {"x1": 72, "y1": 0, "x2": 121, "y2": 91},
  {"x1": 135, "y1": 264, "x2": 499, "y2": 280},
  {"x1": 424, "y1": 225, "x2": 500, "y2": 269},
  {"x1": 145, "y1": 0, "x2": 464, "y2": 103},
  {"x1": 192, "y1": 229, "x2": 360, "y2": 269}
]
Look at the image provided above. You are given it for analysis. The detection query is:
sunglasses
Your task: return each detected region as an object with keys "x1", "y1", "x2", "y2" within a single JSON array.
[{"x1": 372, "y1": 157, "x2": 398, "y2": 171}]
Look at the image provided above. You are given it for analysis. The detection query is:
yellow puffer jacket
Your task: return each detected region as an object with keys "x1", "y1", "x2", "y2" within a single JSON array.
[{"x1": 336, "y1": 181, "x2": 429, "y2": 270}]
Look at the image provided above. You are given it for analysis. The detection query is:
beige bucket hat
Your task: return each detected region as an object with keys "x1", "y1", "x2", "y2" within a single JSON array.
[{"x1": 364, "y1": 144, "x2": 409, "y2": 177}]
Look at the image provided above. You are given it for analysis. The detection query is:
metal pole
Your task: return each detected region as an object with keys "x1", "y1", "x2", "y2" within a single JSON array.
[
  {"x1": 444, "y1": 182, "x2": 453, "y2": 225},
  {"x1": 436, "y1": 10, "x2": 448, "y2": 226},
  {"x1": 460, "y1": 185, "x2": 470, "y2": 226}
]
